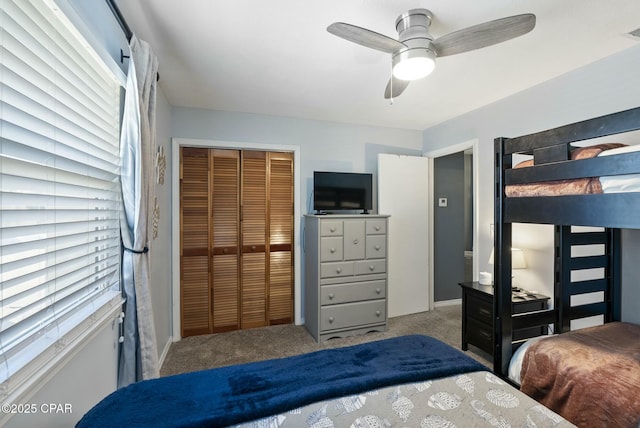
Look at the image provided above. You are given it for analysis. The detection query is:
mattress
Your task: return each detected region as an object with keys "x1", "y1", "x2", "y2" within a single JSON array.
[{"x1": 505, "y1": 143, "x2": 640, "y2": 197}]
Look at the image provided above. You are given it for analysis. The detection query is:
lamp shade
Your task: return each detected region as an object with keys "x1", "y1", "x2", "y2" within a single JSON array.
[
  {"x1": 488, "y1": 247, "x2": 527, "y2": 269},
  {"x1": 511, "y1": 248, "x2": 527, "y2": 269}
]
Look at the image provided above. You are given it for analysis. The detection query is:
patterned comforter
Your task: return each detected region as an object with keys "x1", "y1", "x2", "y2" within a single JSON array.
[{"x1": 234, "y1": 371, "x2": 575, "y2": 428}]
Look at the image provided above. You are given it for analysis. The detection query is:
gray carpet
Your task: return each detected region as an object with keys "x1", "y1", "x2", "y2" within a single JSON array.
[{"x1": 160, "y1": 304, "x2": 492, "y2": 377}]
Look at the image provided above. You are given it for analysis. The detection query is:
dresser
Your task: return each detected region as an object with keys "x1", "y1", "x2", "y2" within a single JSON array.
[
  {"x1": 458, "y1": 281, "x2": 549, "y2": 356},
  {"x1": 304, "y1": 214, "x2": 389, "y2": 342}
]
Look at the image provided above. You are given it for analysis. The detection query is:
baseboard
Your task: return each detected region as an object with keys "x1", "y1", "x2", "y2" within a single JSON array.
[
  {"x1": 158, "y1": 336, "x2": 173, "y2": 369},
  {"x1": 434, "y1": 298, "x2": 462, "y2": 308}
]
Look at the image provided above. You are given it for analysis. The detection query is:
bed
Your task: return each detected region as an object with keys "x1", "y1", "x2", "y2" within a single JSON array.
[
  {"x1": 494, "y1": 106, "x2": 640, "y2": 427},
  {"x1": 76, "y1": 335, "x2": 574, "y2": 427},
  {"x1": 509, "y1": 322, "x2": 640, "y2": 428}
]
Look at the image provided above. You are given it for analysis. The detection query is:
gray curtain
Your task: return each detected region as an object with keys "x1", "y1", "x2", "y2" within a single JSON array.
[{"x1": 118, "y1": 35, "x2": 160, "y2": 388}]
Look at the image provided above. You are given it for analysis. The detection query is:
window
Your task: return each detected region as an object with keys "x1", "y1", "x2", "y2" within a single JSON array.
[{"x1": 0, "y1": 0, "x2": 122, "y2": 391}]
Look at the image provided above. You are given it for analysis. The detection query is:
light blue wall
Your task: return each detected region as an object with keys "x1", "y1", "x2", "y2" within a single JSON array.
[
  {"x1": 172, "y1": 108, "x2": 424, "y2": 215},
  {"x1": 422, "y1": 44, "x2": 640, "y2": 320}
]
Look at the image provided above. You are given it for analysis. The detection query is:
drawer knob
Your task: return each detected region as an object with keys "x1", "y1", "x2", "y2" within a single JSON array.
[
  {"x1": 328, "y1": 316, "x2": 334, "y2": 323},
  {"x1": 251, "y1": 245, "x2": 256, "y2": 251},
  {"x1": 328, "y1": 293, "x2": 334, "y2": 300},
  {"x1": 374, "y1": 245, "x2": 380, "y2": 251},
  {"x1": 375, "y1": 226, "x2": 380, "y2": 231},
  {"x1": 376, "y1": 288, "x2": 381, "y2": 294},
  {"x1": 353, "y1": 239, "x2": 358, "y2": 245},
  {"x1": 368, "y1": 265, "x2": 375, "y2": 271},
  {"x1": 375, "y1": 310, "x2": 381, "y2": 317},
  {"x1": 330, "y1": 247, "x2": 336, "y2": 253},
  {"x1": 336, "y1": 268, "x2": 342, "y2": 274},
  {"x1": 330, "y1": 227, "x2": 336, "y2": 232}
]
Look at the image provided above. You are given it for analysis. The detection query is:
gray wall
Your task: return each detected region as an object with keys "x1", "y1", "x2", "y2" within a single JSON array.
[
  {"x1": 434, "y1": 152, "x2": 466, "y2": 301},
  {"x1": 422, "y1": 44, "x2": 640, "y2": 318}
]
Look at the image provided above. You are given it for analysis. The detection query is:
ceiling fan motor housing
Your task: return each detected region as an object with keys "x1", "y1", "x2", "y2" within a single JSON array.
[{"x1": 392, "y1": 8, "x2": 436, "y2": 80}]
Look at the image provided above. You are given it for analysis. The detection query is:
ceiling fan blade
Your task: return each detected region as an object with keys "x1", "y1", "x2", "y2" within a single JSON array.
[
  {"x1": 328, "y1": 22, "x2": 406, "y2": 54},
  {"x1": 431, "y1": 14, "x2": 535, "y2": 57},
  {"x1": 384, "y1": 76, "x2": 410, "y2": 99}
]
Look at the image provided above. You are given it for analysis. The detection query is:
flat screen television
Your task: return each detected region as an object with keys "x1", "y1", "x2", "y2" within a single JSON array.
[{"x1": 313, "y1": 171, "x2": 373, "y2": 213}]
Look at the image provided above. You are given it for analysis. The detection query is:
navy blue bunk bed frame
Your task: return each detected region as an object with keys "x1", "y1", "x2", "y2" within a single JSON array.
[{"x1": 493, "y1": 106, "x2": 640, "y2": 377}]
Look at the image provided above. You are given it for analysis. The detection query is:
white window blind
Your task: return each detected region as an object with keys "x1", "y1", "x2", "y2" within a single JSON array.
[{"x1": 0, "y1": 0, "x2": 122, "y2": 388}]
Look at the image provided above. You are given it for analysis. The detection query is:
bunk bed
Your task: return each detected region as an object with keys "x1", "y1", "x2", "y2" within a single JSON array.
[{"x1": 494, "y1": 106, "x2": 640, "y2": 427}]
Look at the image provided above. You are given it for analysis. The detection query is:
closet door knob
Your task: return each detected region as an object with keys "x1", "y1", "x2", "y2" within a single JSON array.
[
  {"x1": 330, "y1": 227, "x2": 336, "y2": 232},
  {"x1": 251, "y1": 245, "x2": 256, "y2": 251},
  {"x1": 375, "y1": 311, "x2": 381, "y2": 317},
  {"x1": 223, "y1": 248, "x2": 228, "y2": 254},
  {"x1": 375, "y1": 288, "x2": 381, "y2": 294},
  {"x1": 330, "y1": 247, "x2": 336, "y2": 253},
  {"x1": 328, "y1": 316, "x2": 334, "y2": 323},
  {"x1": 328, "y1": 293, "x2": 334, "y2": 300},
  {"x1": 375, "y1": 226, "x2": 380, "y2": 231},
  {"x1": 374, "y1": 245, "x2": 380, "y2": 251},
  {"x1": 368, "y1": 265, "x2": 375, "y2": 271},
  {"x1": 336, "y1": 268, "x2": 342, "y2": 274}
]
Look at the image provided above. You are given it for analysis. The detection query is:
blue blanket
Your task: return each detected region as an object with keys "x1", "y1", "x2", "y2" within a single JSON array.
[{"x1": 77, "y1": 335, "x2": 485, "y2": 427}]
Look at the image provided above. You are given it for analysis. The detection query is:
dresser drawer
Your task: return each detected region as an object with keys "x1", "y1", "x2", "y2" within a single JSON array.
[
  {"x1": 467, "y1": 318, "x2": 493, "y2": 355},
  {"x1": 466, "y1": 292, "x2": 492, "y2": 325},
  {"x1": 366, "y1": 219, "x2": 386, "y2": 235},
  {"x1": 320, "y1": 280, "x2": 386, "y2": 305},
  {"x1": 320, "y1": 261, "x2": 354, "y2": 279},
  {"x1": 354, "y1": 259, "x2": 386, "y2": 276},
  {"x1": 320, "y1": 237, "x2": 343, "y2": 262},
  {"x1": 366, "y1": 235, "x2": 386, "y2": 259},
  {"x1": 320, "y1": 221, "x2": 343, "y2": 236},
  {"x1": 320, "y1": 300, "x2": 386, "y2": 331}
]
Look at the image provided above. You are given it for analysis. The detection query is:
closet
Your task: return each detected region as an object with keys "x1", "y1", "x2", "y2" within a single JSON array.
[{"x1": 180, "y1": 148, "x2": 294, "y2": 337}]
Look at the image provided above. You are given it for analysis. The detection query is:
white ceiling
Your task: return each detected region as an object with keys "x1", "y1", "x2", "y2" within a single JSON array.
[{"x1": 116, "y1": 0, "x2": 640, "y2": 130}]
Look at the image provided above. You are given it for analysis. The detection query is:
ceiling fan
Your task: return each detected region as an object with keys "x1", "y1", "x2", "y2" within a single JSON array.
[{"x1": 327, "y1": 9, "x2": 536, "y2": 98}]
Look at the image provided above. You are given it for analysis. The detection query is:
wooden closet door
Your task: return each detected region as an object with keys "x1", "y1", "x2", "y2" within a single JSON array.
[
  {"x1": 181, "y1": 148, "x2": 293, "y2": 336},
  {"x1": 268, "y1": 152, "x2": 294, "y2": 324},
  {"x1": 211, "y1": 149, "x2": 240, "y2": 332},
  {"x1": 241, "y1": 151, "x2": 268, "y2": 328},
  {"x1": 180, "y1": 148, "x2": 212, "y2": 336}
]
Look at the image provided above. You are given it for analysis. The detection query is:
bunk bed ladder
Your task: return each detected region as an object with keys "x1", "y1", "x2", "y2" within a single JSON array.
[{"x1": 554, "y1": 226, "x2": 621, "y2": 333}]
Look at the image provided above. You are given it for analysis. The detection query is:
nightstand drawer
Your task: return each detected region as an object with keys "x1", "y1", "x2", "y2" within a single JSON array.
[
  {"x1": 466, "y1": 293, "x2": 492, "y2": 325},
  {"x1": 467, "y1": 318, "x2": 493, "y2": 355}
]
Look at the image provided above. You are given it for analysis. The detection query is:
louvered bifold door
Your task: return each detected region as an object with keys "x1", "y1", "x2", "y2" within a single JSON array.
[
  {"x1": 180, "y1": 148, "x2": 212, "y2": 336},
  {"x1": 241, "y1": 151, "x2": 268, "y2": 328},
  {"x1": 211, "y1": 150, "x2": 241, "y2": 332},
  {"x1": 268, "y1": 152, "x2": 294, "y2": 324}
]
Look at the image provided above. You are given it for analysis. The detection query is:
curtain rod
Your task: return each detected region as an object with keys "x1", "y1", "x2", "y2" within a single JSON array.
[{"x1": 105, "y1": 0, "x2": 159, "y2": 81}]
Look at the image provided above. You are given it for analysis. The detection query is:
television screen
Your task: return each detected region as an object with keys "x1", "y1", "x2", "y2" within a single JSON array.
[{"x1": 313, "y1": 171, "x2": 373, "y2": 213}]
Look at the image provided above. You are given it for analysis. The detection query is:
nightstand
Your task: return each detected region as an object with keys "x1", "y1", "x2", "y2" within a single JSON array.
[{"x1": 458, "y1": 281, "x2": 549, "y2": 357}]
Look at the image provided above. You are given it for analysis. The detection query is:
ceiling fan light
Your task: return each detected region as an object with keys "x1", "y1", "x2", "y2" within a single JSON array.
[{"x1": 392, "y1": 48, "x2": 436, "y2": 81}]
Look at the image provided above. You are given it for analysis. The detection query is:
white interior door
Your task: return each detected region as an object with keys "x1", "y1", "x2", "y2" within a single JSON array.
[{"x1": 378, "y1": 154, "x2": 430, "y2": 317}]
